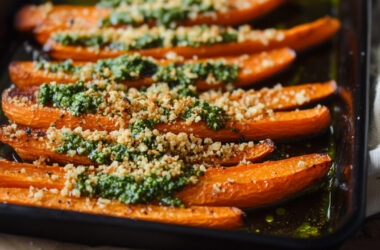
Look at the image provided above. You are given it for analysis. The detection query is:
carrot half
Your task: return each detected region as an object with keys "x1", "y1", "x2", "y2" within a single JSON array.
[
  {"x1": 44, "y1": 17, "x2": 341, "y2": 60},
  {"x1": 200, "y1": 81, "x2": 337, "y2": 111},
  {"x1": 16, "y1": 0, "x2": 287, "y2": 33},
  {"x1": 1, "y1": 89, "x2": 331, "y2": 141},
  {"x1": 0, "y1": 153, "x2": 332, "y2": 208},
  {"x1": 0, "y1": 188, "x2": 243, "y2": 229},
  {"x1": 0, "y1": 127, "x2": 275, "y2": 166},
  {"x1": 9, "y1": 48, "x2": 296, "y2": 91},
  {"x1": 5, "y1": 78, "x2": 336, "y2": 114}
]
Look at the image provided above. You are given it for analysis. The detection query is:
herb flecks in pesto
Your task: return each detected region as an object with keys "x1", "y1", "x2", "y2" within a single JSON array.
[
  {"x1": 100, "y1": 0, "x2": 214, "y2": 27},
  {"x1": 96, "y1": 0, "x2": 136, "y2": 8},
  {"x1": 129, "y1": 118, "x2": 158, "y2": 137},
  {"x1": 37, "y1": 81, "x2": 230, "y2": 131},
  {"x1": 36, "y1": 60, "x2": 79, "y2": 74},
  {"x1": 53, "y1": 33, "x2": 108, "y2": 47},
  {"x1": 182, "y1": 100, "x2": 229, "y2": 130},
  {"x1": 154, "y1": 61, "x2": 239, "y2": 87},
  {"x1": 55, "y1": 132, "x2": 161, "y2": 164},
  {"x1": 38, "y1": 81, "x2": 103, "y2": 116},
  {"x1": 35, "y1": 55, "x2": 239, "y2": 87},
  {"x1": 93, "y1": 55, "x2": 157, "y2": 81},
  {"x1": 52, "y1": 25, "x2": 239, "y2": 50},
  {"x1": 74, "y1": 166, "x2": 202, "y2": 206}
]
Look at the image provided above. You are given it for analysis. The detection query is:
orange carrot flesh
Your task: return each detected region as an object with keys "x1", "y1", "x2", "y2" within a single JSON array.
[
  {"x1": 1, "y1": 89, "x2": 331, "y2": 141},
  {"x1": 0, "y1": 187, "x2": 244, "y2": 229},
  {"x1": 179, "y1": 154, "x2": 332, "y2": 207},
  {"x1": 0, "y1": 127, "x2": 275, "y2": 166},
  {"x1": 44, "y1": 17, "x2": 341, "y2": 60},
  {"x1": 0, "y1": 153, "x2": 332, "y2": 208},
  {"x1": 155, "y1": 107, "x2": 331, "y2": 141},
  {"x1": 16, "y1": 0, "x2": 287, "y2": 34},
  {"x1": 0, "y1": 161, "x2": 65, "y2": 190},
  {"x1": 9, "y1": 48, "x2": 296, "y2": 91},
  {"x1": 201, "y1": 81, "x2": 337, "y2": 111}
]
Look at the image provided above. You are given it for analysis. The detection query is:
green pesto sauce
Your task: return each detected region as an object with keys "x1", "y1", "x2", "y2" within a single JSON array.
[
  {"x1": 36, "y1": 60, "x2": 79, "y2": 74},
  {"x1": 154, "y1": 61, "x2": 239, "y2": 87},
  {"x1": 96, "y1": 0, "x2": 135, "y2": 7},
  {"x1": 100, "y1": 0, "x2": 213, "y2": 27},
  {"x1": 38, "y1": 81, "x2": 103, "y2": 116},
  {"x1": 36, "y1": 55, "x2": 239, "y2": 86},
  {"x1": 129, "y1": 118, "x2": 158, "y2": 136},
  {"x1": 182, "y1": 100, "x2": 230, "y2": 130},
  {"x1": 129, "y1": 99, "x2": 230, "y2": 134},
  {"x1": 76, "y1": 166, "x2": 203, "y2": 206},
  {"x1": 55, "y1": 132, "x2": 160, "y2": 164},
  {"x1": 52, "y1": 26, "x2": 238, "y2": 50},
  {"x1": 37, "y1": 81, "x2": 230, "y2": 131},
  {"x1": 93, "y1": 55, "x2": 157, "y2": 81}
]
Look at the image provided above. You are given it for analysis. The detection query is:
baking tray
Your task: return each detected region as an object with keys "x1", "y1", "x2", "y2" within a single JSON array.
[{"x1": 0, "y1": 0, "x2": 370, "y2": 248}]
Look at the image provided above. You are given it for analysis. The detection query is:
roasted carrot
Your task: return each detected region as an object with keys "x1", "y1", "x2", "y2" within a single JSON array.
[
  {"x1": 0, "y1": 126, "x2": 275, "y2": 165},
  {"x1": 16, "y1": 0, "x2": 287, "y2": 33},
  {"x1": 154, "y1": 107, "x2": 332, "y2": 141},
  {"x1": 9, "y1": 48, "x2": 296, "y2": 91},
  {"x1": 0, "y1": 188, "x2": 244, "y2": 229},
  {"x1": 200, "y1": 81, "x2": 337, "y2": 111},
  {"x1": 179, "y1": 153, "x2": 332, "y2": 207},
  {"x1": 7, "y1": 72, "x2": 337, "y2": 118},
  {"x1": 43, "y1": 17, "x2": 341, "y2": 60},
  {"x1": 0, "y1": 154, "x2": 332, "y2": 208},
  {"x1": 1, "y1": 89, "x2": 331, "y2": 141}
]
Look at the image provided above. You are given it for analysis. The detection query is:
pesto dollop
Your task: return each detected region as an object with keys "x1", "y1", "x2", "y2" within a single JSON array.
[
  {"x1": 52, "y1": 25, "x2": 238, "y2": 50},
  {"x1": 92, "y1": 55, "x2": 158, "y2": 81},
  {"x1": 100, "y1": 0, "x2": 214, "y2": 27},
  {"x1": 36, "y1": 55, "x2": 239, "y2": 86},
  {"x1": 96, "y1": 0, "x2": 136, "y2": 8},
  {"x1": 38, "y1": 81, "x2": 103, "y2": 116},
  {"x1": 75, "y1": 166, "x2": 202, "y2": 206},
  {"x1": 36, "y1": 59, "x2": 79, "y2": 74},
  {"x1": 182, "y1": 100, "x2": 229, "y2": 130},
  {"x1": 55, "y1": 132, "x2": 161, "y2": 164},
  {"x1": 37, "y1": 81, "x2": 230, "y2": 131},
  {"x1": 154, "y1": 61, "x2": 239, "y2": 87}
]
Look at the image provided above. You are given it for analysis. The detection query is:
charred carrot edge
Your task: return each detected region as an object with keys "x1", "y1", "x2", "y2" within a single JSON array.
[
  {"x1": 9, "y1": 48, "x2": 296, "y2": 91},
  {"x1": 0, "y1": 187, "x2": 243, "y2": 229},
  {"x1": 0, "y1": 154, "x2": 332, "y2": 208},
  {"x1": 16, "y1": 0, "x2": 287, "y2": 33},
  {"x1": 43, "y1": 17, "x2": 341, "y2": 60},
  {"x1": 0, "y1": 127, "x2": 275, "y2": 165},
  {"x1": 1, "y1": 91, "x2": 331, "y2": 141}
]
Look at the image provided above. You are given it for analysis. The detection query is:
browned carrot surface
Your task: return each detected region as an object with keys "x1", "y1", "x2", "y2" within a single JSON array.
[
  {"x1": 0, "y1": 187, "x2": 244, "y2": 229},
  {"x1": 16, "y1": 0, "x2": 287, "y2": 33},
  {"x1": 43, "y1": 17, "x2": 341, "y2": 60},
  {"x1": 0, "y1": 126, "x2": 275, "y2": 165},
  {"x1": 0, "y1": 153, "x2": 332, "y2": 208},
  {"x1": 1, "y1": 88, "x2": 332, "y2": 141},
  {"x1": 9, "y1": 48, "x2": 296, "y2": 91}
]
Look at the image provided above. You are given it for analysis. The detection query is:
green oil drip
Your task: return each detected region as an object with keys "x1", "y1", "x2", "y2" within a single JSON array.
[
  {"x1": 293, "y1": 222, "x2": 320, "y2": 238},
  {"x1": 265, "y1": 215, "x2": 274, "y2": 223}
]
